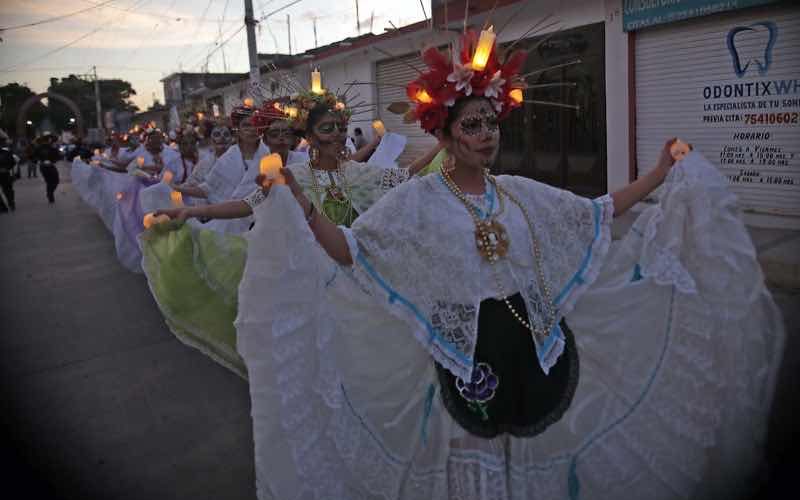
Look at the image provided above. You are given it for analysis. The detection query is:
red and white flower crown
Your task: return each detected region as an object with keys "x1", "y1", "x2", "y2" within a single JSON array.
[{"x1": 406, "y1": 28, "x2": 527, "y2": 133}]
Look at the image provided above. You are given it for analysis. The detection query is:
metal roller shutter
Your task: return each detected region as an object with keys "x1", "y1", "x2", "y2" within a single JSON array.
[
  {"x1": 376, "y1": 54, "x2": 437, "y2": 167},
  {"x1": 635, "y1": 4, "x2": 800, "y2": 216}
]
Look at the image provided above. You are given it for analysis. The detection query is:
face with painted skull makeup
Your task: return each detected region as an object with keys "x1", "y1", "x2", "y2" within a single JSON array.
[
  {"x1": 210, "y1": 126, "x2": 232, "y2": 157},
  {"x1": 442, "y1": 98, "x2": 500, "y2": 171}
]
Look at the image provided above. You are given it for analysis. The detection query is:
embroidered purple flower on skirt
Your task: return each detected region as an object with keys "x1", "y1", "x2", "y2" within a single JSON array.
[{"x1": 455, "y1": 362, "x2": 499, "y2": 403}]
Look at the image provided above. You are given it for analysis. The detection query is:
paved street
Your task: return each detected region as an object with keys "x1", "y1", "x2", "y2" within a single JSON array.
[
  {"x1": 0, "y1": 163, "x2": 796, "y2": 499},
  {"x1": 1, "y1": 164, "x2": 255, "y2": 500}
]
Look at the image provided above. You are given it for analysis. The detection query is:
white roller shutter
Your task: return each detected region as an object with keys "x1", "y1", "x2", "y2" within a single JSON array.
[
  {"x1": 376, "y1": 54, "x2": 437, "y2": 167},
  {"x1": 635, "y1": 4, "x2": 800, "y2": 216}
]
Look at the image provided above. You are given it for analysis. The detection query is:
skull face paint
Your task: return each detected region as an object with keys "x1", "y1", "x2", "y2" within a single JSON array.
[{"x1": 448, "y1": 99, "x2": 500, "y2": 170}]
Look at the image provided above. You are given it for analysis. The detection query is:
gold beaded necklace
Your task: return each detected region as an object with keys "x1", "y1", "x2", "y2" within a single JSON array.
[
  {"x1": 440, "y1": 169, "x2": 557, "y2": 342},
  {"x1": 307, "y1": 160, "x2": 356, "y2": 223}
]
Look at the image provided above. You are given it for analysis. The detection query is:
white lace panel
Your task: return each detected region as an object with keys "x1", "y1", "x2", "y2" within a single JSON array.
[{"x1": 346, "y1": 174, "x2": 614, "y2": 381}]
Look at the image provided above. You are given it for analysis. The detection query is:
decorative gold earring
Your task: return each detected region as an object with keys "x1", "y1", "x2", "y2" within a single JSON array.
[{"x1": 309, "y1": 147, "x2": 320, "y2": 166}]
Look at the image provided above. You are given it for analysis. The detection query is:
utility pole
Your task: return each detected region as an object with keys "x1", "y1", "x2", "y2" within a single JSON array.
[
  {"x1": 243, "y1": 0, "x2": 260, "y2": 85},
  {"x1": 355, "y1": 0, "x2": 361, "y2": 35},
  {"x1": 312, "y1": 17, "x2": 318, "y2": 48},
  {"x1": 287, "y1": 14, "x2": 292, "y2": 55},
  {"x1": 92, "y1": 66, "x2": 103, "y2": 131}
]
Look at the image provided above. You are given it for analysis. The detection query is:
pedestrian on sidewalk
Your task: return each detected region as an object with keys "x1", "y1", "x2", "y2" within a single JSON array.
[
  {"x1": 24, "y1": 142, "x2": 37, "y2": 178},
  {"x1": 34, "y1": 135, "x2": 61, "y2": 203},
  {"x1": 0, "y1": 133, "x2": 17, "y2": 212}
]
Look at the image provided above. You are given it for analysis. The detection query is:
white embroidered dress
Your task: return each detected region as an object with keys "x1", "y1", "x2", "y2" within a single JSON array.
[{"x1": 236, "y1": 151, "x2": 783, "y2": 500}]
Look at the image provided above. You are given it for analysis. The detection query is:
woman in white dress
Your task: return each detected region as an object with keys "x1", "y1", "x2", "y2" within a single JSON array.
[{"x1": 235, "y1": 30, "x2": 784, "y2": 500}]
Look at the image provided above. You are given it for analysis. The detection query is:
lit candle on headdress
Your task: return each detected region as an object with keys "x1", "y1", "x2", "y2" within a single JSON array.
[
  {"x1": 162, "y1": 170, "x2": 174, "y2": 184},
  {"x1": 197, "y1": 112, "x2": 204, "y2": 121},
  {"x1": 472, "y1": 26, "x2": 496, "y2": 72},
  {"x1": 285, "y1": 107, "x2": 299, "y2": 119},
  {"x1": 311, "y1": 68, "x2": 323, "y2": 95},
  {"x1": 243, "y1": 97, "x2": 254, "y2": 108},
  {"x1": 259, "y1": 153, "x2": 285, "y2": 186},
  {"x1": 372, "y1": 120, "x2": 386, "y2": 137},
  {"x1": 170, "y1": 190, "x2": 183, "y2": 207},
  {"x1": 414, "y1": 89, "x2": 433, "y2": 104},
  {"x1": 134, "y1": 125, "x2": 140, "y2": 133},
  {"x1": 509, "y1": 88, "x2": 524, "y2": 104}
]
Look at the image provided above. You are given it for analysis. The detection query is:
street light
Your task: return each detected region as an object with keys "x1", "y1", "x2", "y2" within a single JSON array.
[
  {"x1": 69, "y1": 117, "x2": 76, "y2": 124},
  {"x1": 26, "y1": 120, "x2": 33, "y2": 125}
]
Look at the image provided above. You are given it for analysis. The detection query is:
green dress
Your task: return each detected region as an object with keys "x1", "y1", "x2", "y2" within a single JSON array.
[{"x1": 139, "y1": 161, "x2": 411, "y2": 378}]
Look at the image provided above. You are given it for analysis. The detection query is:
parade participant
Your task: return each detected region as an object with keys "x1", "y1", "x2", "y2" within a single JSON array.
[
  {"x1": 235, "y1": 28, "x2": 784, "y2": 500},
  {"x1": 141, "y1": 89, "x2": 432, "y2": 377},
  {"x1": 0, "y1": 133, "x2": 16, "y2": 212},
  {"x1": 171, "y1": 123, "x2": 233, "y2": 204}
]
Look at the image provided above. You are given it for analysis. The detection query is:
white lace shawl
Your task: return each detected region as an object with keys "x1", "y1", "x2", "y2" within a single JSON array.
[
  {"x1": 341, "y1": 174, "x2": 614, "y2": 381},
  {"x1": 202, "y1": 142, "x2": 269, "y2": 204}
]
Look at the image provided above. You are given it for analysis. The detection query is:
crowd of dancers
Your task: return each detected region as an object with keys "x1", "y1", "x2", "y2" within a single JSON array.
[{"x1": 67, "y1": 26, "x2": 783, "y2": 500}]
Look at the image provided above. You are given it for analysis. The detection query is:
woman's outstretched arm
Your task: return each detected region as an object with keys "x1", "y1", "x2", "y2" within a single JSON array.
[
  {"x1": 155, "y1": 199, "x2": 252, "y2": 223},
  {"x1": 610, "y1": 139, "x2": 677, "y2": 217}
]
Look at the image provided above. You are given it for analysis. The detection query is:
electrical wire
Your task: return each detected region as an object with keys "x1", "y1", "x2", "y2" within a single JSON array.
[
  {"x1": 0, "y1": 0, "x2": 119, "y2": 33},
  {"x1": 0, "y1": 0, "x2": 151, "y2": 73}
]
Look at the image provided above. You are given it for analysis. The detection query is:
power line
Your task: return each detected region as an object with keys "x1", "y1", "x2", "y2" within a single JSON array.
[
  {"x1": 77, "y1": 0, "x2": 240, "y2": 24},
  {"x1": 0, "y1": 0, "x2": 152, "y2": 73},
  {"x1": 0, "y1": 0, "x2": 119, "y2": 33}
]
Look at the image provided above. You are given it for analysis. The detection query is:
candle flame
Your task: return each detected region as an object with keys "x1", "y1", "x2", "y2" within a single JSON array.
[
  {"x1": 243, "y1": 97, "x2": 254, "y2": 108},
  {"x1": 415, "y1": 89, "x2": 433, "y2": 104},
  {"x1": 116, "y1": 192, "x2": 123, "y2": 201},
  {"x1": 509, "y1": 88, "x2": 524, "y2": 104},
  {"x1": 311, "y1": 69, "x2": 323, "y2": 95},
  {"x1": 472, "y1": 26, "x2": 496, "y2": 72},
  {"x1": 372, "y1": 120, "x2": 385, "y2": 137},
  {"x1": 170, "y1": 190, "x2": 183, "y2": 207}
]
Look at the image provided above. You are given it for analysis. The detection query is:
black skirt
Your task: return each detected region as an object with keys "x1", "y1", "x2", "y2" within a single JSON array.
[{"x1": 436, "y1": 293, "x2": 579, "y2": 439}]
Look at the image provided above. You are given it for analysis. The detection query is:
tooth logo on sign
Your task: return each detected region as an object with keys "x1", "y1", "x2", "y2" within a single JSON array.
[{"x1": 727, "y1": 21, "x2": 778, "y2": 78}]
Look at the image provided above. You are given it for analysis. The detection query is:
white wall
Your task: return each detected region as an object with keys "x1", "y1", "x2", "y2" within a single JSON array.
[{"x1": 604, "y1": 0, "x2": 632, "y2": 192}]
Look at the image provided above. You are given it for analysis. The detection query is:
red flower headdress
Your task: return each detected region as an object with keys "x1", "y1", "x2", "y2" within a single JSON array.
[{"x1": 406, "y1": 29, "x2": 527, "y2": 134}]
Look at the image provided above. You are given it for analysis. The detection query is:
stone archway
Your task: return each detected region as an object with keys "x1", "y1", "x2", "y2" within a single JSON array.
[{"x1": 15, "y1": 91, "x2": 84, "y2": 147}]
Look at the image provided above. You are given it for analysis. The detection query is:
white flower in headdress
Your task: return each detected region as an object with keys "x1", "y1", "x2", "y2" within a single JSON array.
[
  {"x1": 484, "y1": 71, "x2": 506, "y2": 99},
  {"x1": 491, "y1": 99, "x2": 504, "y2": 113},
  {"x1": 447, "y1": 63, "x2": 475, "y2": 96}
]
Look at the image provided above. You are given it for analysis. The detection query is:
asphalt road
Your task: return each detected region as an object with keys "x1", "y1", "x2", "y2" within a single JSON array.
[{"x1": 1, "y1": 164, "x2": 255, "y2": 500}]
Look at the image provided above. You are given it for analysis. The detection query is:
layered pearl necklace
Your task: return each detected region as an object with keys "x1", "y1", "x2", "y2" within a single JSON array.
[
  {"x1": 440, "y1": 168, "x2": 557, "y2": 342},
  {"x1": 307, "y1": 160, "x2": 357, "y2": 225}
]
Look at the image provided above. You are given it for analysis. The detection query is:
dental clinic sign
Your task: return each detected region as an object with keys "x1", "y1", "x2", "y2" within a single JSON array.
[
  {"x1": 634, "y1": 4, "x2": 800, "y2": 216},
  {"x1": 623, "y1": 0, "x2": 780, "y2": 31}
]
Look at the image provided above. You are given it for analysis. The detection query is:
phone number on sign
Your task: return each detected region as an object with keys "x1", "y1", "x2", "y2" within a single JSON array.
[{"x1": 743, "y1": 113, "x2": 800, "y2": 125}]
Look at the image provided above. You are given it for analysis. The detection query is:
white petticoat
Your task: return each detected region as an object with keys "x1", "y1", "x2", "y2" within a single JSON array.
[{"x1": 236, "y1": 152, "x2": 784, "y2": 500}]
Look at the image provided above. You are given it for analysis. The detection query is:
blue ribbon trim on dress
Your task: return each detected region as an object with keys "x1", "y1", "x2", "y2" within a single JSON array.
[
  {"x1": 554, "y1": 200, "x2": 602, "y2": 306},
  {"x1": 567, "y1": 285, "x2": 676, "y2": 500},
  {"x1": 355, "y1": 252, "x2": 472, "y2": 367}
]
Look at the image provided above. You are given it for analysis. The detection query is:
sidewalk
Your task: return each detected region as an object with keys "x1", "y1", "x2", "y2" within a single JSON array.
[{"x1": 0, "y1": 165, "x2": 255, "y2": 500}]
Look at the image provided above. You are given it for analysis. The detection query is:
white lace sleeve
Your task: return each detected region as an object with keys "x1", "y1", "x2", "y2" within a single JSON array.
[{"x1": 243, "y1": 188, "x2": 267, "y2": 210}]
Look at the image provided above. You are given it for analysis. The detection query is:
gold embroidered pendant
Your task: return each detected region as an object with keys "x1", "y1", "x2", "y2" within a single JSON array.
[
  {"x1": 475, "y1": 219, "x2": 509, "y2": 262},
  {"x1": 327, "y1": 185, "x2": 346, "y2": 201}
]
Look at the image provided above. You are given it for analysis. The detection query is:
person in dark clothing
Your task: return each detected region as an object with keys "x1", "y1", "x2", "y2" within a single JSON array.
[
  {"x1": 24, "y1": 143, "x2": 37, "y2": 177},
  {"x1": 34, "y1": 135, "x2": 61, "y2": 203},
  {"x1": 0, "y1": 135, "x2": 16, "y2": 212}
]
